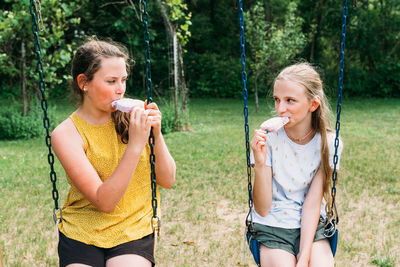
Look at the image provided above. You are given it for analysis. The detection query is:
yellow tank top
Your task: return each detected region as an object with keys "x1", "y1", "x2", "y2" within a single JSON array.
[{"x1": 58, "y1": 113, "x2": 159, "y2": 248}]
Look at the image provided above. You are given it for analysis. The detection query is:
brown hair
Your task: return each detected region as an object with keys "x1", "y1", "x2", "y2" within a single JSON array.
[
  {"x1": 275, "y1": 62, "x2": 335, "y2": 220},
  {"x1": 71, "y1": 37, "x2": 132, "y2": 143}
]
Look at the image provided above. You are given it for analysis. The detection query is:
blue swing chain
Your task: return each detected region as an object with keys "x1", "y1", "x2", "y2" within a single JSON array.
[
  {"x1": 238, "y1": 0, "x2": 254, "y2": 232},
  {"x1": 326, "y1": 0, "x2": 348, "y2": 235},
  {"x1": 141, "y1": 0, "x2": 160, "y2": 236},
  {"x1": 29, "y1": 0, "x2": 62, "y2": 224}
]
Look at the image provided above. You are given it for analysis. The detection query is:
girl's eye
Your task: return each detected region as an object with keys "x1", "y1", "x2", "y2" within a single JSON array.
[
  {"x1": 287, "y1": 99, "x2": 295, "y2": 103},
  {"x1": 107, "y1": 80, "x2": 115, "y2": 84}
]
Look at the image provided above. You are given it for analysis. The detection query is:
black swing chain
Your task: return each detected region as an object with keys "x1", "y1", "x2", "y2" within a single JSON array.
[
  {"x1": 328, "y1": 0, "x2": 348, "y2": 229},
  {"x1": 238, "y1": 0, "x2": 254, "y2": 233},
  {"x1": 29, "y1": 0, "x2": 61, "y2": 224},
  {"x1": 141, "y1": 0, "x2": 160, "y2": 235}
]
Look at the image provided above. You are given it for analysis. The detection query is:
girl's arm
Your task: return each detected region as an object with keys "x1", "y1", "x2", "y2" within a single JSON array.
[
  {"x1": 152, "y1": 132, "x2": 176, "y2": 188},
  {"x1": 145, "y1": 102, "x2": 176, "y2": 189},
  {"x1": 52, "y1": 107, "x2": 151, "y2": 213},
  {"x1": 250, "y1": 129, "x2": 273, "y2": 217},
  {"x1": 296, "y1": 168, "x2": 324, "y2": 266}
]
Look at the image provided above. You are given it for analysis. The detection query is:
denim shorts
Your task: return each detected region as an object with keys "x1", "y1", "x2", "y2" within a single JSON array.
[
  {"x1": 253, "y1": 216, "x2": 327, "y2": 256},
  {"x1": 58, "y1": 231, "x2": 155, "y2": 267}
]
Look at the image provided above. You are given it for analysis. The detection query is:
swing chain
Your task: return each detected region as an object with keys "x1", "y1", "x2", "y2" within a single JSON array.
[
  {"x1": 238, "y1": 0, "x2": 254, "y2": 234},
  {"x1": 326, "y1": 0, "x2": 348, "y2": 233},
  {"x1": 34, "y1": 0, "x2": 44, "y2": 31},
  {"x1": 141, "y1": 0, "x2": 160, "y2": 236},
  {"x1": 29, "y1": 0, "x2": 61, "y2": 224}
]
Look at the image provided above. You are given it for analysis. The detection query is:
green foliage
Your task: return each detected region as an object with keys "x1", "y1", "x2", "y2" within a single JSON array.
[
  {"x1": 0, "y1": 100, "x2": 54, "y2": 140},
  {"x1": 0, "y1": 0, "x2": 84, "y2": 105},
  {"x1": 244, "y1": 1, "x2": 307, "y2": 95},
  {"x1": 371, "y1": 258, "x2": 395, "y2": 267},
  {"x1": 160, "y1": 100, "x2": 188, "y2": 134},
  {"x1": 162, "y1": 0, "x2": 192, "y2": 48}
]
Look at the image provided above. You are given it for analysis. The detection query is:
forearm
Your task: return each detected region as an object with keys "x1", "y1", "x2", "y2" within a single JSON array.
[
  {"x1": 153, "y1": 131, "x2": 176, "y2": 188},
  {"x1": 252, "y1": 164, "x2": 272, "y2": 217},
  {"x1": 96, "y1": 144, "x2": 143, "y2": 213},
  {"x1": 297, "y1": 193, "x2": 322, "y2": 262}
]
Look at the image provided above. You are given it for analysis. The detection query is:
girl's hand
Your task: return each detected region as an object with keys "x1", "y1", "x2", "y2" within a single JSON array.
[
  {"x1": 144, "y1": 100, "x2": 162, "y2": 135},
  {"x1": 250, "y1": 129, "x2": 267, "y2": 166},
  {"x1": 295, "y1": 255, "x2": 309, "y2": 267},
  {"x1": 128, "y1": 106, "x2": 152, "y2": 151}
]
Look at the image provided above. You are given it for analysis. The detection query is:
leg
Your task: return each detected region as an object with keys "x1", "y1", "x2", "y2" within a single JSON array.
[
  {"x1": 309, "y1": 239, "x2": 334, "y2": 267},
  {"x1": 260, "y1": 245, "x2": 296, "y2": 267},
  {"x1": 106, "y1": 255, "x2": 152, "y2": 267},
  {"x1": 66, "y1": 265, "x2": 93, "y2": 267}
]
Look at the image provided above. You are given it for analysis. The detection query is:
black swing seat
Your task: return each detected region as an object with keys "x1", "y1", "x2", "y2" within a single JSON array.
[{"x1": 246, "y1": 224, "x2": 338, "y2": 266}]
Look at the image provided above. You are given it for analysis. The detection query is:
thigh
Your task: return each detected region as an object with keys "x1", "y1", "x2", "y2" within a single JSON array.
[
  {"x1": 260, "y1": 245, "x2": 296, "y2": 267},
  {"x1": 106, "y1": 254, "x2": 151, "y2": 267},
  {"x1": 309, "y1": 239, "x2": 334, "y2": 267},
  {"x1": 58, "y1": 231, "x2": 104, "y2": 267},
  {"x1": 105, "y1": 234, "x2": 155, "y2": 267}
]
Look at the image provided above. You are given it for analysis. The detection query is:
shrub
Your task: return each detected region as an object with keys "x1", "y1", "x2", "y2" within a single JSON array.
[
  {"x1": 159, "y1": 101, "x2": 189, "y2": 134},
  {"x1": 0, "y1": 101, "x2": 54, "y2": 140}
]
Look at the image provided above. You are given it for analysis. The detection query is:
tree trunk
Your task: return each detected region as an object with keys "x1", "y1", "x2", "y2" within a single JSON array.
[
  {"x1": 310, "y1": 0, "x2": 323, "y2": 62},
  {"x1": 173, "y1": 27, "x2": 179, "y2": 124},
  {"x1": 156, "y1": 0, "x2": 180, "y2": 124},
  {"x1": 254, "y1": 69, "x2": 262, "y2": 113},
  {"x1": 178, "y1": 41, "x2": 188, "y2": 113},
  {"x1": 21, "y1": 40, "x2": 28, "y2": 116}
]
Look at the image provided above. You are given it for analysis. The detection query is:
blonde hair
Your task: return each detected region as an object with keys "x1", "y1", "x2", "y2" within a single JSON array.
[
  {"x1": 71, "y1": 37, "x2": 132, "y2": 143},
  {"x1": 275, "y1": 62, "x2": 335, "y2": 220}
]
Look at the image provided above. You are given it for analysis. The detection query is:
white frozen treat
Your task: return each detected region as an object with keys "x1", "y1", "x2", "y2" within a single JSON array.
[
  {"x1": 260, "y1": 117, "x2": 289, "y2": 132},
  {"x1": 112, "y1": 98, "x2": 142, "y2": 112}
]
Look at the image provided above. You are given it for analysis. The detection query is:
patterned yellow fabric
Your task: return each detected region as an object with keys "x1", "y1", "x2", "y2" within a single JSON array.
[{"x1": 58, "y1": 113, "x2": 159, "y2": 248}]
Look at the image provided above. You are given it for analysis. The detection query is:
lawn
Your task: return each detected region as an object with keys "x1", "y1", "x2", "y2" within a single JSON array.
[{"x1": 0, "y1": 98, "x2": 399, "y2": 266}]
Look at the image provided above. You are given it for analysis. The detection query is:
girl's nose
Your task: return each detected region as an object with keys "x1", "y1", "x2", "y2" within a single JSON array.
[
  {"x1": 115, "y1": 82, "x2": 125, "y2": 94},
  {"x1": 276, "y1": 102, "x2": 286, "y2": 113}
]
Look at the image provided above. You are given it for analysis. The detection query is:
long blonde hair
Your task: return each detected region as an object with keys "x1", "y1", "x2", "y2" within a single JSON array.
[
  {"x1": 71, "y1": 37, "x2": 132, "y2": 143},
  {"x1": 275, "y1": 62, "x2": 335, "y2": 219}
]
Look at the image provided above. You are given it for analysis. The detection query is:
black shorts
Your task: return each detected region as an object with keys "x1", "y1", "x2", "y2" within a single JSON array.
[{"x1": 58, "y1": 231, "x2": 155, "y2": 267}]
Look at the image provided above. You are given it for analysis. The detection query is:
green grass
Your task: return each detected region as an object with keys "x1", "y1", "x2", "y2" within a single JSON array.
[{"x1": 0, "y1": 98, "x2": 399, "y2": 266}]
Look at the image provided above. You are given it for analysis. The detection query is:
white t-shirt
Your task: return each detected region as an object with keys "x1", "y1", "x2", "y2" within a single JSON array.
[{"x1": 250, "y1": 128, "x2": 343, "y2": 228}]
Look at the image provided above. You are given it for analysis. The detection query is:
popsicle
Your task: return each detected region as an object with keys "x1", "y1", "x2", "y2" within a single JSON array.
[
  {"x1": 111, "y1": 98, "x2": 143, "y2": 112},
  {"x1": 260, "y1": 116, "x2": 289, "y2": 132}
]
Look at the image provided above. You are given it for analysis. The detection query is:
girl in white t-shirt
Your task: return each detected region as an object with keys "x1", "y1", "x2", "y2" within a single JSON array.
[{"x1": 250, "y1": 62, "x2": 343, "y2": 267}]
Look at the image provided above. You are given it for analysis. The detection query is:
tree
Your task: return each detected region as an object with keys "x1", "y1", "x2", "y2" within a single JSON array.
[
  {"x1": 156, "y1": 0, "x2": 192, "y2": 128},
  {"x1": 244, "y1": 1, "x2": 307, "y2": 111},
  {"x1": 0, "y1": 1, "x2": 83, "y2": 114}
]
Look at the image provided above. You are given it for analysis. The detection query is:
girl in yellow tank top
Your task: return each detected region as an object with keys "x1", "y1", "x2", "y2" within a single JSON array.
[{"x1": 51, "y1": 38, "x2": 176, "y2": 267}]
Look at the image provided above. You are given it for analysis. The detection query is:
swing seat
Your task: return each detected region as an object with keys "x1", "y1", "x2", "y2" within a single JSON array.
[
  {"x1": 246, "y1": 230, "x2": 261, "y2": 266},
  {"x1": 246, "y1": 228, "x2": 338, "y2": 266},
  {"x1": 329, "y1": 229, "x2": 338, "y2": 257}
]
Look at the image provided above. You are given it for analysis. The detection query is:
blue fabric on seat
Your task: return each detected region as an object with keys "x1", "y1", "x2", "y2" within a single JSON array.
[
  {"x1": 246, "y1": 231, "x2": 260, "y2": 266},
  {"x1": 329, "y1": 229, "x2": 338, "y2": 257}
]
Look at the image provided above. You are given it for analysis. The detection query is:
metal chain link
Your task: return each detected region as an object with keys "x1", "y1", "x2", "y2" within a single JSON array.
[
  {"x1": 141, "y1": 0, "x2": 159, "y2": 236},
  {"x1": 238, "y1": 0, "x2": 254, "y2": 233},
  {"x1": 29, "y1": 0, "x2": 61, "y2": 224},
  {"x1": 325, "y1": 0, "x2": 348, "y2": 236}
]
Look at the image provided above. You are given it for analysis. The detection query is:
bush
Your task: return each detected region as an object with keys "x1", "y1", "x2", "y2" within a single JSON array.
[
  {"x1": 0, "y1": 101, "x2": 54, "y2": 140},
  {"x1": 159, "y1": 101, "x2": 189, "y2": 134}
]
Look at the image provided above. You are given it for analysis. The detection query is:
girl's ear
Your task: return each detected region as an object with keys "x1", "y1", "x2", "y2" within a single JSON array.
[
  {"x1": 77, "y1": 74, "x2": 87, "y2": 91},
  {"x1": 310, "y1": 96, "x2": 321, "y2": 112}
]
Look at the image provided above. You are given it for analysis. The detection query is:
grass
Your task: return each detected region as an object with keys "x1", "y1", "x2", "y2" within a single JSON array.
[{"x1": 0, "y1": 97, "x2": 399, "y2": 266}]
